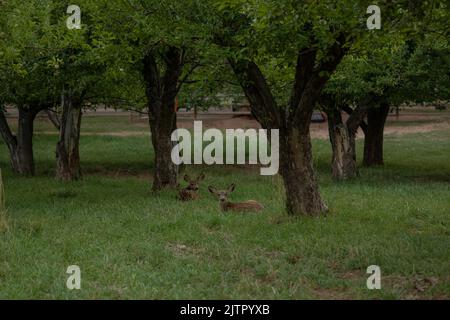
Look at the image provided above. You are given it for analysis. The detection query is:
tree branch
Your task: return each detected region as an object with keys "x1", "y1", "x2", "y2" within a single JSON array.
[
  {"x1": 342, "y1": 104, "x2": 370, "y2": 136},
  {"x1": 228, "y1": 58, "x2": 281, "y2": 129},
  {"x1": 176, "y1": 61, "x2": 201, "y2": 93},
  {"x1": 289, "y1": 49, "x2": 317, "y2": 112},
  {"x1": 292, "y1": 34, "x2": 350, "y2": 128},
  {"x1": 0, "y1": 106, "x2": 18, "y2": 151},
  {"x1": 46, "y1": 109, "x2": 61, "y2": 130}
]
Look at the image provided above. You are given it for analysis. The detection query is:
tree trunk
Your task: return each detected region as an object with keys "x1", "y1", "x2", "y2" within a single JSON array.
[
  {"x1": 142, "y1": 48, "x2": 184, "y2": 191},
  {"x1": 280, "y1": 128, "x2": 328, "y2": 216},
  {"x1": 1, "y1": 106, "x2": 39, "y2": 175},
  {"x1": 149, "y1": 114, "x2": 178, "y2": 191},
  {"x1": 363, "y1": 103, "x2": 390, "y2": 166},
  {"x1": 56, "y1": 95, "x2": 82, "y2": 181},
  {"x1": 327, "y1": 110, "x2": 357, "y2": 179},
  {"x1": 15, "y1": 108, "x2": 37, "y2": 175},
  {"x1": 0, "y1": 107, "x2": 19, "y2": 172}
]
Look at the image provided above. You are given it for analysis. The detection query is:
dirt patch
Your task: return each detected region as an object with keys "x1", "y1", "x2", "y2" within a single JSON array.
[
  {"x1": 178, "y1": 115, "x2": 260, "y2": 130},
  {"x1": 85, "y1": 167, "x2": 152, "y2": 180},
  {"x1": 179, "y1": 112, "x2": 450, "y2": 139},
  {"x1": 310, "y1": 286, "x2": 354, "y2": 300},
  {"x1": 88, "y1": 131, "x2": 149, "y2": 137},
  {"x1": 383, "y1": 274, "x2": 446, "y2": 300},
  {"x1": 35, "y1": 111, "x2": 450, "y2": 139},
  {"x1": 166, "y1": 242, "x2": 203, "y2": 258},
  {"x1": 39, "y1": 131, "x2": 149, "y2": 137},
  {"x1": 384, "y1": 121, "x2": 450, "y2": 136}
]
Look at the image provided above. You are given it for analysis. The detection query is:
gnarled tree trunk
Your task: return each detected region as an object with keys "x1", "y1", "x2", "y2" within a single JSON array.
[
  {"x1": 280, "y1": 128, "x2": 328, "y2": 216},
  {"x1": 0, "y1": 107, "x2": 19, "y2": 171},
  {"x1": 1, "y1": 105, "x2": 43, "y2": 176},
  {"x1": 56, "y1": 95, "x2": 82, "y2": 181},
  {"x1": 142, "y1": 48, "x2": 184, "y2": 191},
  {"x1": 226, "y1": 38, "x2": 348, "y2": 215},
  {"x1": 363, "y1": 102, "x2": 390, "y2": 167},
  {"x1": 321, "y1": 92, "x2": 373, "y2": 180},
  {"x1": 0, "y1": 107, "x2": 37, "y2": 175},
  {"x1": 327, "y1": 109, "x2": 357, "y2": 180},
  {"x1": 230, "y1": 59, "x2": 329, "y2": 216},
  {"x1": 230, "y1": 59, "x2": 327, "y2": 215}
]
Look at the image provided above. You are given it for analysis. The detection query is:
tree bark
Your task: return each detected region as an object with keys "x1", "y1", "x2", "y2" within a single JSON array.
[
  {"x1": 0, "y1": 107, "x2": 19, "y2": 172},
  {"x1": 363, "y1": 102, "x2": 390, "y2": 166},
  {"x1": 280, "y1": 128, "x2": 328, "y2": 216},
  {"x1": 56, "y1": 95, "x2": 82, "y2": 181},
  {"x1": 46, "y1": 109, "x2": 61, "y2": 130},
  {"x1": 1, "y1": 106, "x2": 42, "y2": 175},
  {"x1": 142, "y1": 48, "x2": 184, "y2": 191},
  {"x1": 327, "y1": 109, "x2": 357, "y2": 179},
  {"x1": 15, "y1": 108, "x2": 36, "y2": 175},
  {"x1": 149, "y1": 116, "x2": 178, "y2": 191}
]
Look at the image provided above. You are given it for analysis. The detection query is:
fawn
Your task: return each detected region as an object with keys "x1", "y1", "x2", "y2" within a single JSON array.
[
  {"x1": 177, "y1": 173, "x2": 205, "y2": 201},
  {"x1": 208, "y1": 183, "x2": 263, "y2": 212}
]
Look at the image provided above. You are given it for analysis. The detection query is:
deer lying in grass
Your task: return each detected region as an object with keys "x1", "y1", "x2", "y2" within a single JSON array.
[
  {"x1": 208, "y1": 183, "x2": 263, "y2": 213},
  {"x1": 177, "y1": 173, "x2": 205, "y2": 201}
]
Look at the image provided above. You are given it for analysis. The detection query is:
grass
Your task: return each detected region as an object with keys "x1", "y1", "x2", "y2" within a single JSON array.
[{"x1": 0, "y1": 115, "x2": 449, "y2": 299}]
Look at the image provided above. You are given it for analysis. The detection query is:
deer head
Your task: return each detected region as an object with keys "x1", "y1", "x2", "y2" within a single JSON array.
[
  {"x1": 208, "y1": 183, "x2": 235, "y2": 203},
  {"x1": 183, "y1": 173, "x2": 205, "y2": 191}
]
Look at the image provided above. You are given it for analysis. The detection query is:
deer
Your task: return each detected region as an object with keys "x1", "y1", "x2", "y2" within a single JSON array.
[
  {"x1": 177, "y1": 173, "x2": 205, "y2": 201},
  {"x1": 208, "y1": 183, "x2": 263, "y2": 213}
]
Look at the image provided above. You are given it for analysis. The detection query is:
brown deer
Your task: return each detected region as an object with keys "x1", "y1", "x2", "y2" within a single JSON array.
[
  {"x1": 208, "y1": 183, "x2": 263, "y2": 212},
  {"x1": 177, "y1": 173, "x2": 205, "y2": 201}
]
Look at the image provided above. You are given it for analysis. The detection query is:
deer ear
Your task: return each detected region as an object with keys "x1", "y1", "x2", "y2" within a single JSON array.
[
  {"x1": 208, "y1": 186, "x2": 217, "y2": 194},
  {"x1": 183, "y1": 174, "x2": 190, "y2": 182},
  {"x1": 228, "y1": 183, "x2": 235, "y2": 192},
  {"x1": 197, "y1": 173, "x2": 205, "y2": 182}
]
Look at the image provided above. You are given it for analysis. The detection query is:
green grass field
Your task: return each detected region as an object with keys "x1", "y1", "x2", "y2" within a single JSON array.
[{"x1": 0, "y1": 114, "x2": 449, "y2": 299}]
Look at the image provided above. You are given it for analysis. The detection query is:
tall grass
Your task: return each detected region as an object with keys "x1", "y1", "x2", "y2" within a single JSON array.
[
  {"x1": 0, "y1": 168, "x2": 9, "y2": 233},
  {"x1": 0, "y1": 117, "x2": 449, "y2": 298}
]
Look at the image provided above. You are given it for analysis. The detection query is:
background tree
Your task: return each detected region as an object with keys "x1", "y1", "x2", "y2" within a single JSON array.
[
  {"x1": 0, "y1": 1, "x2": 59, "y2": 175},
  {"x1": 95, "y1": 0, "x2": 213, "y2": 191},
  {"x1": 322, "y1": 0, "x2": 449, "y2": 176},
  {"x1": 321, "y1": 35, "x2": 403, "y2": 177},
  {"x1": 360, "y1": 2, "x2": 450, "y2": 166},
  {"x1": 0, "y1": 0, "x2": 120, "y2": 179},
  {"x1": 324, "y1": 31, "x2": 450, "y2": 173},
  {"x1": 50, "y1": 1, "x2": 120, "y2": 181}
]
